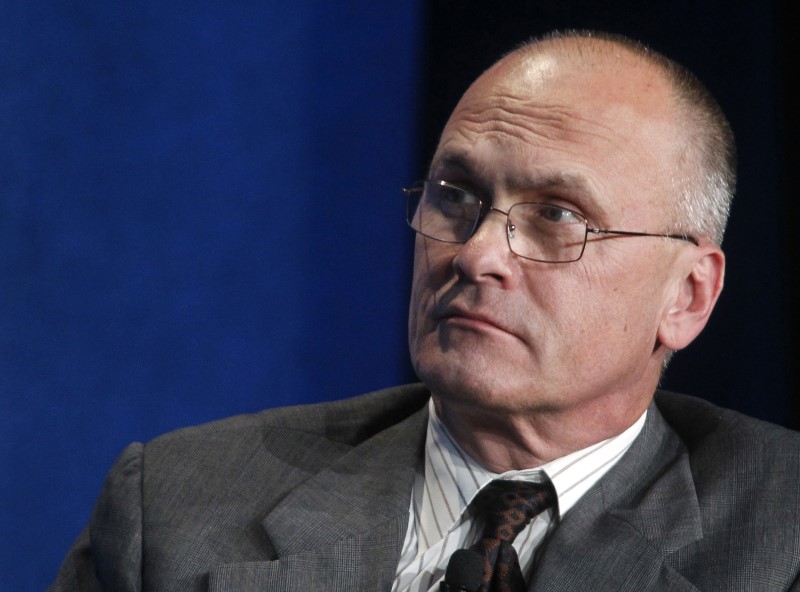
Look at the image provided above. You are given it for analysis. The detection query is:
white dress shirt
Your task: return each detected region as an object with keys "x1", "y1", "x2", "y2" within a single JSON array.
[{"x1": 392, "y1": 400, "x2": 647, "y2": 592}]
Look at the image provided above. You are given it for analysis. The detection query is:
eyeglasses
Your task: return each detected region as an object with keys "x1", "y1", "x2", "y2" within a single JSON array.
[{"x1": 403, "y1": 180, "x2": 698, "y2": 263}]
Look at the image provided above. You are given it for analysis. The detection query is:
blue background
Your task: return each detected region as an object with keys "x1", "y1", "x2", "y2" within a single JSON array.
[
  {"x1": 1, "y1": 2, "x2": 795, "y2": 590},
  {"x1": 2, "y1": 3, "x2": 420, "y2": 588}
]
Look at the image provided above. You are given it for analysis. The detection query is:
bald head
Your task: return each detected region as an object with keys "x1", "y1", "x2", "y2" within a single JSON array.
[{"x1": 448, "y1": 31, "x2": 736, "y2": 245}]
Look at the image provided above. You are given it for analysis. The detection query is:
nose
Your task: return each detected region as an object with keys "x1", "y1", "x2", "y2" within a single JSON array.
[{"x1": 452, "y1": 207, "x2": 517, "y2": 286}]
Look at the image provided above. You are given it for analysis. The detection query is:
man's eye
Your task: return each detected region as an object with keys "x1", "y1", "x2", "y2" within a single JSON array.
[
  {"x1": 539, "y1": 205, "x2": 578, "y2": 223},
  {"x1": 433, "y1": 186, "x2": 479, "y2": 218},
  {"x1": 439, "y1": 187, "x2": 474, "y2": 205}
]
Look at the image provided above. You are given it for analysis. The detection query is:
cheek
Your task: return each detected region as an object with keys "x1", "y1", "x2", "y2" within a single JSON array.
[
  {"x1": 575, "y1": 259, "x2": 668, "y2": 346},
  {"x1": 408, "y1": 239, "x2": 457, "y2": 338},
  {"x1": 540, "y1": 257, "x2": 655, "y2": 337},
  {"x1": 407, "y1": 274, "x2": 428, "y2": 343}
]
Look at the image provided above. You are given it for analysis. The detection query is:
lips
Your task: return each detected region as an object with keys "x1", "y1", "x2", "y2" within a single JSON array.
[{"x1": 434, "y1": 303, "x2": 516, "y2": 338}]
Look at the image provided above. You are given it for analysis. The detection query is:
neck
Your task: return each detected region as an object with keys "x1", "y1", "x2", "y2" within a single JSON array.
[{"x1": 432, "y1": 391, "x2": 652, "y2": 473}]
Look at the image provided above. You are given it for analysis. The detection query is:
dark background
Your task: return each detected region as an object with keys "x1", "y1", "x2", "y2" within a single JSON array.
[
  {"x1": 418, "y1": 0, "x2": 797, "y2": 428},
  {"x1": 1, "y1": 1, "x2": 795, "y2": 589}
]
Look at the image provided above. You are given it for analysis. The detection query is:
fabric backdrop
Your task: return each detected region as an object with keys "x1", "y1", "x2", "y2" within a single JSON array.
[{"x1": 1, "y1": 3, "x2": 420, "y2": 589}]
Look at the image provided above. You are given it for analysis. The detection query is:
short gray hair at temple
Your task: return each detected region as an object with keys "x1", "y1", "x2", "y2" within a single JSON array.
[{"x1": 512, "y1": 30, "x2": 737, "y2": 246}]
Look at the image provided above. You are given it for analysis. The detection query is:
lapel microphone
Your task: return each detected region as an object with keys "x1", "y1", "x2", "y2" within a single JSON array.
[{"x1": 439, "y1": 548, "x2": 483, "y2": 592}]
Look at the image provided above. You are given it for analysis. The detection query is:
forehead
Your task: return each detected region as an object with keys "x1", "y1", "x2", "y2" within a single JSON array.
[{"x1": 431, "y1": 43, "x2": 681, "y2": 216}]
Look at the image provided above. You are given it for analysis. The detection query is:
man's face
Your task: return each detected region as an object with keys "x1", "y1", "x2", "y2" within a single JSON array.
[{"x1": 408, "y1": 47, "x2": 691, "y2": 420}]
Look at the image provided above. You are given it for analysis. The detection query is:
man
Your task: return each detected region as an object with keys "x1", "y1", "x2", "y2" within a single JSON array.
[{"x1": 51, "y1": 30, "x2": 800, "y2": 591}]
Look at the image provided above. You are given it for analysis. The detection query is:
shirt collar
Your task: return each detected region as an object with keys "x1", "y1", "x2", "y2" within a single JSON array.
[{"x1": 420, "y1": 398, "x2": 647, "y2": 540}]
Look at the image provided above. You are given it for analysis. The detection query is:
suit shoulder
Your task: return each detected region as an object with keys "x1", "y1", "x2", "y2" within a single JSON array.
[
  {"x1": 132, "y1": 384, "x2": 429, "y2": 525},
  {"x1": 146, "y1": 383, "x2": 430, "y2": 452},
  {"x1": 654, "y1": 390, "x2": 800, "y2": 473},
  {"x1": 653, "y1": 392, "x2": 800, "y2": 587}
]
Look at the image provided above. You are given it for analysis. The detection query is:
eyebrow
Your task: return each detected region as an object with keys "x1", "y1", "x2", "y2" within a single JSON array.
[{"x1": 428, "y1": 152, "x2": 478, "y2": 178}]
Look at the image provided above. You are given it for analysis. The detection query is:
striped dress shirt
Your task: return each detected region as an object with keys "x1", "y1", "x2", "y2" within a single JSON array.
[{"x1": 392, "y1": 400, "x2": 647, "y2": 592}]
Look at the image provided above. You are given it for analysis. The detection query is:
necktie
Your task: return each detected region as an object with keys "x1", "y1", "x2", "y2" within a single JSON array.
[{"x1": 468, "y1": 479, "x2": 555, "y2": 592}]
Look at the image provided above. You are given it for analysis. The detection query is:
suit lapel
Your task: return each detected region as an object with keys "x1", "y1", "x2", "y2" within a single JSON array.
[
  {"x1": 209, "y1": 401, "x2": 428, "y2": 591},
  {"x1": 530, "y1": 403, "x2": 703, "y2": 591},
  {"x1": 206, "y1": 392, "x2": 705, "y2": 591}
]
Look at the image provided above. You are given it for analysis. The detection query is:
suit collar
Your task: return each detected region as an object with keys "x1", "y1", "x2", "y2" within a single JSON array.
[
  {"x1": 530, "y1": 400, "x2": 703, "y2": 591},
  {"x1": 597, "y1": 398, "x2": 702, "y2": 552},
  {"x1": 261, "y1": 402, "x2": 428, "y2": 555},
  {"x1": 209, "y1": 398, "x2": 429, "y2": 591},
  {"x1": 207, "y1": 389, "x2": 704, "y2": 591}
]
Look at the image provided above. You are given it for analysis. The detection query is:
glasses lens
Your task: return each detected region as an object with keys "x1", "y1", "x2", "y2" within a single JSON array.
[
  {"x1": 407, "y1": 181, "x2": 480, "y2": 243},
  {"x1": 508, "y1": 203, "x2": 587, "y2": 262}
]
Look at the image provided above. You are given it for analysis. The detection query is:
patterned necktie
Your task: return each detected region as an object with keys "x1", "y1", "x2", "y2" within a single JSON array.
[{"x1": 468, "y1": 479, "x2": 555, "y2": 592}]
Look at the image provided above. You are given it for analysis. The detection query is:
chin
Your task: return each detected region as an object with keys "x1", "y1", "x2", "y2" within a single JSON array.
[
  {"x1": 412, "y1": 336, "x2": 545, "y2": 404},
  {"x1": 418, "y1": 359, "x2": 514, "y2": 408}
]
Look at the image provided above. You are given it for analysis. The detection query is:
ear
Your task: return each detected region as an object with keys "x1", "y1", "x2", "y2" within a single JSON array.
[{"x1": 657, "y1": 246, "x2": 725, "y2": 351}]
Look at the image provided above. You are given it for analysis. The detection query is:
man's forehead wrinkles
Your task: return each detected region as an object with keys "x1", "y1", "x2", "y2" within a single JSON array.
[
  {"x1": 454, "y1": 98, "x2": 571, "y2": 134},
  {"x1": 449, "y1": 96, "x2": 618, "y2": 153}
]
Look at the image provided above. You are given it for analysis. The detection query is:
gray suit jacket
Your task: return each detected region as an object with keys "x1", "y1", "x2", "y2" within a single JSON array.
[{"x1": 50, "y1": 384, "x2": 800, "y2": 591}]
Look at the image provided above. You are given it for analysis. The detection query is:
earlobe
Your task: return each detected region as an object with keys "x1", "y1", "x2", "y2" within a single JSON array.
[{"x1": 657, "y1": 247, "x2": 725, "y2": 351}]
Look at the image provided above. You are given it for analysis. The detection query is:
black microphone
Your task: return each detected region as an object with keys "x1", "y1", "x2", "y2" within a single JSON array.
[{"x1": 439, "y1": 548, "x2": 483, "y2": 592}]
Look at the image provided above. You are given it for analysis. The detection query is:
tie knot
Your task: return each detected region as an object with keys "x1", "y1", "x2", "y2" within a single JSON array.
[{"x1": 472, "y1": 479, "x2": 554, "y2": 543}]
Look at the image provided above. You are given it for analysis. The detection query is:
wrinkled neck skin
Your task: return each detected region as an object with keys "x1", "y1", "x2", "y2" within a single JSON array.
[{"x1": 430, "y1": 377, "x2": 657, "y2": 473}]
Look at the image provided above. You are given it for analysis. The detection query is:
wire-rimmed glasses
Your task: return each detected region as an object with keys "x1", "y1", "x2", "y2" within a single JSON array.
[{"x1": 403, "y1": 179, "x2": 698, "y2": 263}]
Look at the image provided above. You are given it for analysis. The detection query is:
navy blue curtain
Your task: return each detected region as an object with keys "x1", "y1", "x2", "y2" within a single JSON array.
[{"x1": 1, "y1": 3, "x2": 421, "y2": 588}]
